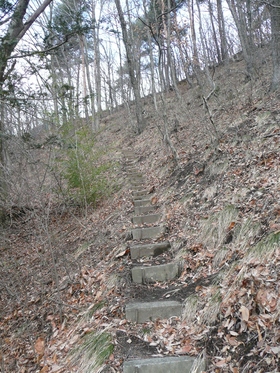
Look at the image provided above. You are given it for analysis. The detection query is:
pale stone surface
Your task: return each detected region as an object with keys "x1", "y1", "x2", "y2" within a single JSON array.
[
  {"x1": 126, "y1": 301, "x2": 182, "y2": 323},
  {"x1": 130, "y1": 241, "x2": 170, "y2": 259},
  {"x1": 132, "y1": 214, "x2": 161, "y2": 225},
  {"x1": 131, "y1": 262, "x2": 179, "y2": 284},
  {"x1": 132, "y1": 226, "x2": 166, "y2": 240},
  {"x1": 134, "y1": 205, "x2": 158, "y2": 215},
  {"x1": 132, "y1": 194, "x2": 152, "y2": 200},
  {"x1": 132, "y1": 190, "x2": 148, "y2": 197},
  {"x1": 134, "y1": 199, "x2": 151, "y2": 207},
  {"x1": 123, "y1": 356, "x2": 205, "y2": 373}
]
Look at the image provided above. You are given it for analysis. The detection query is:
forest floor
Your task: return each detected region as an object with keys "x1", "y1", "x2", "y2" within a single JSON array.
[{"x1": 1, "y1": 54, "x2": 280, "y2": 373}]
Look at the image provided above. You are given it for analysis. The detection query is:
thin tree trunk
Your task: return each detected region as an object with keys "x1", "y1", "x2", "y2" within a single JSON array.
[
  {"x1": 82, "y1": 35, "x2": 96, "y2": 130},
  {"x1": 269, "y1": 0, "x2": 280, "y2": 91},
  {"x1": 216, "y1": 0, "x2": 228, "y2": 62},
  {"x1": 196, "y1": 0, "x2": 214, "y2": 89},
  {"x1": 166, "y1": 0, "x2": 181, "y2": 98},
  {"x1": 226, "y1": 0, "x2": 254, "y2": 78},
  {"x1": 78, "y1": 35, "x2": 90, "y2": 125},
  {"x1": 114, "y1": 0, "x2": 145, "y2": 134},
  {"x1": 189, "y1": 0, "x2": 201, "y2": 85},
  {"x1": 208, "y1": 0, "x2": 221, "y2": 64},
  {"x1": 92, "y1": 0, "x2": 102, "y2": 128}
]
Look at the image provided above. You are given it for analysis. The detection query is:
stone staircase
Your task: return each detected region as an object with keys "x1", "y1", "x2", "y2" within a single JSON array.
[{"x1": 122, "y1": 150, "x2": 205, "y2": 373}]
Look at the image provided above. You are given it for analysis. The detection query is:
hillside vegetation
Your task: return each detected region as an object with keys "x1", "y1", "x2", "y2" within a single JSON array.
[{"x1": 1, "y1": 51, "x2": 280, "y2": 373}]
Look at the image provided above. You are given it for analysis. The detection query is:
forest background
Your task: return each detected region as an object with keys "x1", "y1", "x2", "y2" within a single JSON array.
[{"x1": 1, "y1": 0, "x2": 280, "y2": 372}]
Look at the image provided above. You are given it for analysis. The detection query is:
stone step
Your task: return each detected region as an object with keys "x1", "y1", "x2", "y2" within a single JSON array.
[
  {"x1": 131, "y1": 262, "x2": 180, "y2": 284},
  {"x1": 129, "y1": 173, "x2": 142, "y2": 177},
  {"x1": 134, "y1": 199, "x2": 151, "y2": 207},
  {"x1": 132, "y1": 213, "x2": 161, "y2": 225},
  {"x1": 131, "y1": 181, "x2": 145, "y2": 187},
  {"x1": 130, "y1": 241, "x2": 171, "y2": 259},
  {"x1": 126, "y1": 300, "x2": 182, "y2": 323},
  {"x1": 135, "y1": 205, "x2": 158, "y2": 215},
  {"x1": 132, "y1": 193, "x2": 153, "y2": 201},
  {"x1": 123, "y1": 356, "x2": 205, "y2": 373},
  {"x1": 125, "y1": 159, "x2": 136, "y2": 163},
  {"x1": 132, "y1": 226, "x2": 166, "y2": 240},
  {"x1": 130, "y1": 178, "x2": 145, "y2": 184},
  {"x1": 131, "y1": 185, "x2": 148, "y2": 193},
  {"x1": 132, "y1": 190, "x2": 149, "y2": 197},
  {"x1": 123, "y1": 150, "x2": 135, "y2": 155}
]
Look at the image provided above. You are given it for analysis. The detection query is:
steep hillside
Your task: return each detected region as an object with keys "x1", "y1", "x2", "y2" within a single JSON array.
[{"x1": 1, "y1": 54, "x2": 280, "y2": 373}]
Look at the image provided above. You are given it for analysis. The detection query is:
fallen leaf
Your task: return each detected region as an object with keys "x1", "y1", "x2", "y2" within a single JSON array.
[
  {"x1": 240, "y1": 305, "x2": 249, "y2": 322},
  {"x1": 227, "y1": 222, "x2": 236, "y2": 231},
  {"x1": 35, "y1": 337, "x2": 45, "y2": 356},
  {"x1": 227, "y1": 336, "x2": 240, "y2": 346},
  {"x1": 270, "y1": 346, "x2": 280, "y2": 354},
  {"x1": 214, "y1": 357, "x2": 231, "y2": 367},
  {"x1": 151, "y1": 196, "x2": 158, "y2": 205},
  {"x1": 40, "y1": 366, "x2": 49, "y2": 373},
  {"x1": 94, "y1": 290, "x2": 102, "y2": 301},
  {"x1": 115, "y1": 248, "x2": 130, "y2": 258}
]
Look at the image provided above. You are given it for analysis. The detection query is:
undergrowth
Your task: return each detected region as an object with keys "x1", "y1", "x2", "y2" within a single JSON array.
[
  {"x1": 69, "y1": 330, "x2": 114, "y2": 373},
  {"x1": 54, "y1": 125, "x2": 117, "y2": 208}
]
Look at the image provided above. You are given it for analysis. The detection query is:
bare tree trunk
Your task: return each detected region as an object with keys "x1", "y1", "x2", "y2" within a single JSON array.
[
  {"x1": 173, "y1": 13, "x2": 193, "y2": 87},
  {"x1": 50, "y1": 54, "x2": 60, "y2": 126},
  {"x1": 83, "y1": 35, "x2": 96, "y2": 130},
  {"x1": 78, "y1": 35, "x2": 90, "y2": 125},
  {"x1": 166, "y1": 0, "x2": 181, "y2": 98},
  {"x1": 92, "y1": 0, "x2": 102, "y2": 128},
  {"x1": 226, "y1": 0, "x2": 254, "y2": 78},
  {"x1": 148, "y1": 30, "x2": 158, "y2": 110},
  {"x1": 269, "y1": 0, "x2": 280, "y2": 91},
  {"x1": 143, "y1": 0, "x2": 159, "y2": 110},
  {"x1": 189, "y1": 0, "x2": 201, "y2": 85},
  {"x1": 196, "y1": 0, "x2": 214, "y2": 89},
  {"x1": 216, "y1": 0, "x2": 229, "y2": 62},
  {"x1": 208, "y1": 0, "x2": 221, "y2": 64},
  {"x1": 114, "y1": 0, "x2": 145, "y2": 134}
]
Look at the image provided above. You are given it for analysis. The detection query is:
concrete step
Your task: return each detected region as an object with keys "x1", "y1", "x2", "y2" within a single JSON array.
[
  {"x1": 132, "y1": 193, "x2": 153, "y2": 201},
  {"x1": 134, "y1": 199, "x2": 151, "y2": 207},
  {"x1": 130, "y1": 241, "x2": 171, "y2": 259},
  {"x1": 132, "y1": 190, "x2": 149, "y2": 197},
  {"x1": 127, "y1": 170, "x2": 143, "y2": 178},
  {"x1": 131, "y1": 262, "x2": 180, "y2": 284},
  {"x1": 130, "y1": 178, "x2": 145, "y2": 184},
  {"x1": 123, "y1": 150, "x2": 135, "y2": 156},
  {"x1": 126, "y1": 300, "x2": 182, "y2": 323},
  {"x1": 132, "y1": 226, "x2": 166, "y2": 240},
  {"x1": 132, "y1": 186, "x2": 148, "y2": 192},
  {"x1": 123, "y1": 355, "x2": 205, "y2": 373},
  {"x1": 135, "y1": 205, "x2": 158, "y2": 215},
  {"x1": 131, "y1": 181, "x2": 145, "y2": 187},
  {"x1": 132, "y1": 213, "x2": 161, "y2": 225},
  {"x1": 129, "y1": 173, "x2": 142, "y2": 177}
]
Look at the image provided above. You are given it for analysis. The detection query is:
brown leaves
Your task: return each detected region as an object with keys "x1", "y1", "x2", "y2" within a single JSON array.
[
  {"x1": 35, "y1": 337, "x2": 45, "y2": 364},
  {"x1": 151, "y1": 195, "x2": 158, "y2": 205},
  {"x1": 256, "y1": 288, "x2": 278, "y2": 313},
  {"x1": 239, "y1": 305, "x2": 249, "y2": 322}
]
